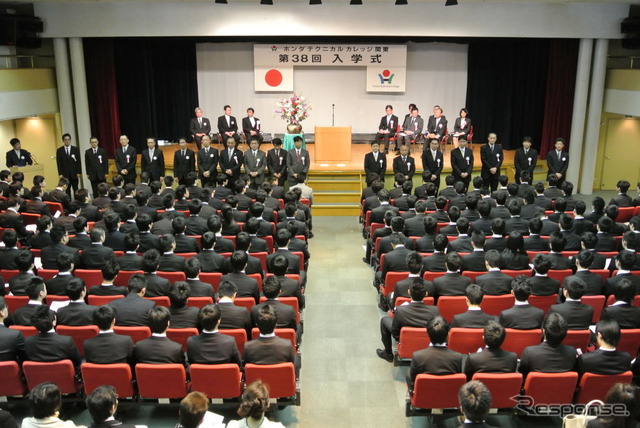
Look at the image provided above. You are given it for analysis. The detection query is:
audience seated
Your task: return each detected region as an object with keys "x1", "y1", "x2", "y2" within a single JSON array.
[
  {"x1": 434, "y1": 252, "x2": 471, "y2": 298},
  {"x1": 476, "y1": 250, "x2": 513, "y2": 295},
  {"x1": 457, "y1": 381, "x2": 493, "y2": 428},
  {"x1": 45, "y1": 252, "x2": 75, "y2": 296},
  {"x1": 133, "y1": 306, "x2": 185, "y2": 365},
  {"x1": 80, "y1": 228, "x2": 116, "y2": 270},
  {"x1": 109, "y1": 274, "x2": 156, "y2": 326},
  {"x1": 216, "y1": 281, "x2": 252, "y2": 335},
  {"x1": 41, "y1": 226, "x2": 79, "y2": 270},
  {"x1": 141, "y1": 250, "x2": 171, "y2": 297},
  {"x1": 86, "y1": 385, "x2": 138, "y2": 428},
  {"x1": 55, "y1": 278, "x2": 96, "y2": 326},
  {"x1": 194, "y1": 231, "x2": 227, "y2": 273},
  {"x1": 451, "y1": 284, "x2": 496, "y2": 328},
  {"x1": 243, "y1": 305, "x2": 297, "y2": 374},
  {"x1": 25, "y1": 306, "x2": 81, "y2": 370},
  {"x1": 527, "y1": 254, "x2": 560, "y2": 296},
  {"x1": 157, "y1": 234, "x2": 187, "y2": 272},
  {"x1": 519, "y1": 313, "x2": 576, "y2": 376},
  {"x1": 577, "y1": 319, "x2": 632, "y2": 376},
  {"x1": 547, "y1": 277, "x2": 593, "y2": 330},
  {"x1": 186, "y1": 304, "x2": 241, "y2": 366},
  {"x1": 168, "y1": 282, "x2": 199, "y2": 329},
  {"x1": 498, "y1": 276, "x2": 544, "y2": 330},
  {"x1": 601, "y1": 279, "x2": 640, "y2": 329},
  {"x1": 251, "y1": 275, "x2": 297, "y2": 330},
  {"x1": 0, "y1": 296, "x2": 26, "y2": 362},
  {"x1": 87, "y1": 260, "x2": 128, "y2": 296},
  {"x1": 564, "y1": 250, "x2": 604, "y2": 296},
  {"x1": 84, "y1": 305, "x2": 133, "y2": 365},
  {"x1": 222, "y1": 251, "x2": 260, "y2": 304},
  {"x1": 603, "y1": 251, "x2": 640, "y2": 297},
  {"x1": 184, "y1": 258, "x2": 215, "y2": 298},
  {"x1": 423, "y1": 234, "x2": 448, "y2": 273},
  {"x1": 14, "y1": 278, "x2": 48, "y2": 326},
  {"x1": 501, "y1": 231, "x2": 530, "y2": 270},
  {"x1": 464, "y1": 321, "x2": 518, "y2": 379},
  {"x1": 22, "y1": 382, "x2": 86, "y2": 428}
]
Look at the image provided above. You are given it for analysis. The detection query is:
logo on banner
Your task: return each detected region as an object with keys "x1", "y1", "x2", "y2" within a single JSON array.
[
  {"x1": 265, "y1": 69, "x2": 283, "y2": 87},
  {"x1": 378, "y1": 69, "x2": 395, "y2": 84}
]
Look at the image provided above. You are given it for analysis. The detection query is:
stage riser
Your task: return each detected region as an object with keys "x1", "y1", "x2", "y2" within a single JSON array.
[
  {"x1": 313, "y1": 204, "x2": 361, "y2": 216},
  {"x1": 314, "y1": 192, "x2": 361, "y2": 204},
  {"x1": 307, "y1": 179, "x2": 361, "y2": 192},
  {"x1": 308, "y1": 172, "x2": 363, "y2": 216}
]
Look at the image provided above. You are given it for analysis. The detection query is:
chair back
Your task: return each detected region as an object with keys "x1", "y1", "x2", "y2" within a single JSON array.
[
  {"x1": 410, "y1": 374, "x2": 467, "y2": 410},
  {"x1": 471, "y1": 373, "x2": 523, "y2": 408},
  {"x1": 245, "y1": 363, "x2": 297, "y2": 399},
  {"x1": 166, "y1": 328, "x2": 199, "y2": 353},
  {"x1": 189, "y1": 364, "x2": 243, "y2": 400},
  {"x1": 145, "y1": 296, "x2": 170, "y2": 307},
  {"x1": 135, "y1": 363, "x2": 189, "y2": 399},
  {"x1": 4, "y1": 295, "x2": 29, "y2": 314},
  {"x1": 528, "y1": 294, "x2": 558, "y2": 315},
  {"x1": 617, "y1": 329, "x2": 640, "y2": 356},
  {"x1": 87, "y1": 294, "x2": 124, "y2": 306},
  {"x1": 563, "y1": 330, "x2": 591, "y2": 353},
  {"x1": 220, "y1": 329, "x2": 248, "y2": 354},
  {"x1": 522, "y1": 372, "x2": 578, "y2": 405},
  {"x1": 114, "y1": 270, "x2": 144, "y2": 287},
  {"x1": 187, "y1": 297, "x2": 213, "y2": 308},
  {"x1": 436, "y1": 296, "x2": 467, "y2": 322},
  {"x1": 0, "y1": 361, "x2": 26, "y2": 398},
  {"x1": 397, "y1": 327, "x2": 429, "y2": 361},
  {"x1": 199, "y1": 272, "x2": 223, "y2": 293},
  {"x1": 157, "y1": 271, "x2": 187, "y2": 282},
  {"x1": 23, "y1": 360, "x2": 79, "y2": 394},
  {"x1": 502, "y1": 328, "x2": 542, "y2": 357},
  {"x1": 580, "y1": 295, "x2": 605, "y2": 323},
  {"x1": 575, "y1": 371, "x2": 633, "y2": 404},
  {"x1": 234, "y1": 297, "x2": 256, "y2": 313},
  {"x1": 81, "y1": 363, "x2": 135, "y2": 397},
  {"x1": 56, "y1": 325, "x2": 99, "y2": 356},
  {"x1": 113, "y1": 326, "x2": 151, "y2": 344},
  {"x1": 9, "y1": 325, "x2": 38, "y2": 337},
  {"x1": 480, "y1": 294, "x2": 515, "y2": 316},
  {"x1": 448, "y1": 328, "x2": 485, "y2": 354}
]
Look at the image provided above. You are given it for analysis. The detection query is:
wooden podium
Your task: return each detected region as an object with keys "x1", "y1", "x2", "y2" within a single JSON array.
[
  {"x1": 10, "y1": 164, "x2": 44, "y2": 185},
  {"x1": 314, "y1": 126, "x2": 352, "y2": 163}
]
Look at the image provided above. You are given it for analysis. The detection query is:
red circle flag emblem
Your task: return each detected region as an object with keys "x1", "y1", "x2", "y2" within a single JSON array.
[
  {"x1": 382, "y1": 70, "x2": 391, "y2": 78},
  {"x1": 265, "y1": 69, "x2": 283, "y2": 87}
]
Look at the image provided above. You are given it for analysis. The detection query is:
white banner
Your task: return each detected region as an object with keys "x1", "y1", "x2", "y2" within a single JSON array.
[{"x1": 255, "y1": 65, "x2": 294, "y2": 92}]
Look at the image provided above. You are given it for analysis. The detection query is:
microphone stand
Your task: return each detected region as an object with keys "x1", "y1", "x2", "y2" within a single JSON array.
[{"x1": 332, "y1": 104, "x2": 335, "y2": 127}]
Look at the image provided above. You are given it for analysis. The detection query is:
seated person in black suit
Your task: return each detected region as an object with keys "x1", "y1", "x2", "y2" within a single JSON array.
[
  {"x1": 28, "y1": 215, "x2": 54, "y2": 250},
  {"x1": 364, "y1": 210, "x2": 393, "y2": 265},
  {"x1": 109, "y1": 274, "x2": 156, "y2": 326},
  {"x1": 428, "y1": 195, "x2": 450, "y2": 223},
  {"x1": 141, "y1": 249, "x2": 171, "y2": 297},
  {"x1": 577, "y1": 319, "x2": 632, "y2": 376},
  {"x1": 184, "y1": 258, "x2": 215, "y2": 298},
  {"x1": 186, "y1": 304, "x2": 241, "y2": 366},
  {"x1": 221, "y1": 251, "x2": 260, "y2": 304},
  {"x1": 464, "y1": 321, "x2": 518, "y2": 379},
  {"x1": 461, "y1": 232, "x2": 487, "y2": 272},
  {"x1": 24, "y1": 305, "x2": 81, "y2": 370},
  {"x1": 423, "y1": 233, "x2": 449, "y2": 273},
  {"x1": 116, "y1": 233, "x2": 143, "y2": 271},
  {"x1": 184, "y1": 199, "x2": 208, "y2": 237},
  {"x1": 269, "y1": 254, "x2": 304, "y2": 310},
  {"x1": 414, "y1": 215, "x2": 438, "y2": 254},
  {"x1": 86, "y1": 385, "x2": 136, "y2": 428},
  {"x1": 519, "y1": 313, "x2": 577, "y2": 376},
  {"x1": 604, "y1": 251, "x2": 640, "y2": 297},
  {"x1": 375, "y1": 234, "x2": 412, "y2": 291},
  {"x1": 119, "y1": 204, "x2": 139, "y2": 235},
  {"x1": 447, "y1": 218, "x2": 473, "y2": 253},
  {"x1": 579, "y1": 231, "x2": 607, "y2": 270},
  {"x1": 40, "y1": 225, "x2": 80, "y2": 270},
  {"x1": 250, "y1": 275, "x2": 297, "y2": 331},
  {"x1": 499, "y1": 276, "x2": 544, "y2": 330},
  {"x1": 0, "y1": 196, "x2": 31, "y2": 238},
  {"x1": 67, "y1": 217, "x2": 91, "y2": 250},
  {"x1": 595, "y1": 216, "x2": 619, "y2": 252},
  {"x1": 476, "y1": 250, "x2": 513, "y2": 295},
  {"x1": 194, "y1": 231, "x2": 228, "y2": 273},
  {"x1": 433, "y1": 252, "x2": 472, "y2": 299},
  {"x1": 500, "y1": 231, "x2": 530, "y2": 271},
  {"x1": 528, "y1": 254, "x2": 560, "y2": 296},
  {"x1": 524, "y1": 217, "x2": 550, "y2": 252},
  {"x1": 216, "y1": 281, "x2": 252, "y2": 335},
  {"x1": 84, "y1": 305, "x2": 134, "y2": 364},
  {"x1": 88, "y1": 259, "x2": 128, "y2": 297},
  {"x1": 601, "y1": 279, "x2": 640, "y2": 329},
  {"x1": 375, "y1": 216, "x2": 414, "y2": 261},
  {"x1": 484, "y1": 218, "x2": 508, "y2": 252},
  {"x1": 439, "y1": 205, "x2": 460, "y2": 236},
  {"x1": 172, "y1": 216, "x2": 199, "y2": 254},
  {"x1": 8, "y1": 249, "x2": 36, "y2": 296},
  {"x1": 458, "y1": 381, "x2": 494, "y2": 428},
  {"x1": 377, "y1": 279, "x2": 439, "y2": 362},
  {"x1": 407, "y1": 316, "x2": 463, "y2": 390},
  {"x1": 451, "y1": 284, "x2": 496, "y2": 328},
  {"x1": 55, "y1": 278, "x2": 96, "y2": 326},
  {"x1": 157, "y1": 234, "x2": 187, "y2": 272},
  {"x1": 604, "y1": 204, "x2": 628, "y2": 236},
  {"x1": 0, "y1": 296, "x2": 26, "y2": 362},
  {"x1": 548, "y1": 277, "x2": 593, "y2": 330},
  {"x1": 80, "y1": 227, "x2": 116, "y2": 269},
  {"x1": 390, "y1": 252, "x2": 434, "y2": 309},
  {"x1": 43, "y1": 253, "x2": 75, "y2": 296},
  {"x1": 13, "y1": 277, "x2": 47, "y2": 326},
  {"x1": 470, "y1": 200, "x2": 493, "y2": 236},
  {"x1": 168, "y1": 282, "x2": 199, "y2": 329},
  {"x1": 133, "y1": 306, "x2": 185, "y2": 365},
  {"x1": 233, "y1": 232, "x2": 265, "y2": 278}
]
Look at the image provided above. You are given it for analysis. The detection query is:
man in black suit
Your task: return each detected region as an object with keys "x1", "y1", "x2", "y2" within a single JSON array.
[
  {"x1": 85, "y1": 136, "x2": 110, "y2": 198},
  {"x1": 392, "y1": 145, "x2": 415, "y2": 182},
  {"x1": 0, "y1": 297, "x2": 25, "y2": 362},
  {"x1": 376, "y1": 105, "x2": 399, "y2": 154},
  {"x1": 217, "y1": 105, "x2": 240, "y2": 146},
  {"x1": 524, "y1": 218, "x2": 550, "y2": 252},
  {"x1": 116, "y1": 233, "x2": 143, "y2": 271},
  {"x1": 451, "y1": 284, "x2": 496, "y2": 328},
  {"x1": 0, "y1": 228, "x2": 21, "y2": 270},
  {"x1": 423, "y1": 234, "x2": 448, "y2": 273},
  {"x1": 377, "y1": 280, "x2": 439, "y2": 362},
  {"x1": 8, "y1": 250, "x2": 37, "y2": 296},
  {"x1": 421, "y1": 139, "x2": 445, "y2": 194},
  {"x1": 167, "y1": 282, "x2": 199, "y2": 329},
  {"x1": 548, "y1": 277, "x2": 593, "y2": 330},
  {"x1": 577, "y1": 319, "x2": 632, "y2": 376},
  {"x1": 601, "y1": 279, "x2": 640, "y2": 329},
  {"x1": 470, "y1": 200, "x2": 493, "y2": 236},
  {"x1": 609, "y1": 179, "x2": 633, "y2": 207},
  {"x1": 425, "y1": 105, "x2": 448, "y2": 143},
  {"x1": 464, "y1": 322, "x2": 518, "y2": 379},
  {"x1": 546, "y1": 137, "x2": 569, "y2": 185},
  {"x1": 190, "y1": 107, "x2": 211, "y2": 149},
  {"x1": 461, "y1": 233, "x2": 487, "y2": 272},
  {"x1": 156, "y1": 234, "x2": 187, "y2": 272},
  {"x1": 187, "y1": 304, "x2": 241, "y2": 366},
  {"x1": 55, "y1": 133, "x2": 82, "y2": 197},
  {"x1": 197, "y1": 135, "x2": 218, "y2": 188},
  {"x1": 194, "y1": 232, "x2": 227, "y2": 273},
  {"x1": 172, "y1": 216, "x2": 199, "y2": 254},
  {"x1": 364, "y1": 142, "x2": 387, "y2": 186},
  {"x1": 244, "y1": 139, "x2": 267, "y2": 189},
  {"x1": 369, "y1": 189, "x2": 400, "y2": 225},
  {"x1": 603, "y1": 251, "x2": 640, "y2": 297},
  {"x1": 139, "y1": 250, "x2": 171, "y2": 298},
  {"x1": 403, "y1": 200, "x2": 428, "y2": 237},
  {"x1": 0, "y1": 196, "x2": 31, "y2": 238},
  {"x1": 6, "y1": 137, "x2": 33, "y2": 168},
  {"x1": 183, "y1": 258, "x2": 215, "y2": 298},
  {"x1": 475, "y1": 250, "x2": 513, "y2": 295},
  {"x1": 221, "y1": 251, "x2": 260, "y2": 304},
  {"x1": 140, "y1": 137, "x2": 165, "y2": 183},
  {"x1": 251, "y1": 276, "x2": 297, "y2": 331},
  {"x1": 514, "y1": 136, "x2": 538, "y2": 184},
  {"x1": 480, "y1": 133, "x2": 503, "y2": 191},
  {"x1": 87, "y1": 260, "x2": 128, "y2": 297},
  {"x1": 219, "y1": 138, "x2": 244, "y2": 186},
  {"x1": 458, "y1": 381, "x2": 494, "y2": 428},
  {"x1": 84, "y1": 305, "x2": 134, "y2": 364},
  {"x1": 519, "y1": 313, "x2": 577, "y2": 376},
  {"x1": 286, "y1": 136, "x2": 310, "y2": 186},
  {"x1": 216, "y1": 281, "x2": 252, "y2": 335},
  {"x1": 528, "y1": 254, "x2": 560, "y2": 296},
  {"x1": 40, "y1": 226, "x2": 80, "y2": 270},
  {"x1": 563, "y1": 250, "x2": 603, "y2": 297},
  {"x1": 13, "y1": 278, "x2": 47, "y2": 326},
  {"x1": 242, "y1": 107, "x2": 263, "y2": 144},
  {"x1": 25, "y1": 184, "x2": 50, "y2": 216},
  {"x1": 86, "y1": 385, "x2": 137, "y2": 428},
  {"x1": 80, "y1": 227, "x2": 116, "y2": 269},
  {"x1": 172, "y1": 137, "x2": 195, "y2": 185},
  {"x1": 499, "y1": 276, "x2": 544, "y2": 330},
  {"x1": 266, "y1": 138, "x2": 287, "y2": 187},
  {"x1": 109, "y1": 274, "x2": 156, "y2": 326},
  {"x1": 407, "y1": 316, "x2": 463, "y2": 390},
  {"x1": 133, "y1": 306, "x2": 184, "y2": 365},
  {"x1": 24, "y1": 306, "x2": 81, "y2": 370},
  {"x1": 447, "y1": 218, "x2": 473, "y2": 253},
  {"x1": 376, "y1": 234, "x2": 412, "y2": 291},
  {"x1": 55, "y1": 278, "x2": 97, "y2": 326},
  {"x1": 504, "y1": 200, "x2": 529, "y2": 236},
  {"x1": 451, "y1": 138, "x2": 474, "y2": 191},
  {"x1": 114, "y1": 135, "x2": 137, "y2": 185},
  {"x1": 433, "y1": 252, "x2": 472, "y2": 299},
  {"x1": 270, "y1": 255, "x2": 305, "y2": 310}
]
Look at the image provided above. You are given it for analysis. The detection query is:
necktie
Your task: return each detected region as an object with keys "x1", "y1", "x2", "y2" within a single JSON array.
[
  {"x1": 229, "y1": 149, "x2": 233, "y2": 159},
  {"x1": 432, "y1": 151, "x2": 436, "y2": 159},
  {"x1": 182, "y1": 150, "x2": 185, "y2": 157},
  {"x1": 198, "y1": 117, "x2": 202, "y2": 125},
  {"x1": 524, "y1": 149, "x2": 528, "y2": 155},
  {"x1": 374, "y1": 153, "x2": 378, "y2": 162},
  {"x1": 461, "y1": 148, "x2": 464, "y2": 157},
  {"x1": 276, "y1": 150, "x2": 279, "y2": 157},
  {"x1": 123, "y1": 147, "x2": 127, "y2": 153},
  {"x1": 205, "y1": 148, "x2": 208, "y2": 155},
  {"x1": 297, "y1": 150, "x2": 301, "y2": 161},
  {"x1": 66, "y1": 147, "x2": 70, "y2": 156},
  {"x1": 490, "y1": 145, "x2": 494, "y2": 152},
  {"x1": 227, "y1": 116, "x2": 230, "y2": 126},
  {"x1": 93, "y1": 149, "x2": 97, "y2": 155},
  {"x1": 557, "y1": 151, "x2": 561, "y2": 160},
  {"x1": 402, "y1": 156, "x2": 406, "y2": 163},
  {"x1": 387, "y1": 116, "x2": 390, "y2": 126},
  {"x1": 253, "y1": 151, "x2": 257, "y2": 159}
]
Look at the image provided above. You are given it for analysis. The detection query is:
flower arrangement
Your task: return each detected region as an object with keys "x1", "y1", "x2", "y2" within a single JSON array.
[{"x1": 275, "y1": 94, "x2": 311, "y2": 124}]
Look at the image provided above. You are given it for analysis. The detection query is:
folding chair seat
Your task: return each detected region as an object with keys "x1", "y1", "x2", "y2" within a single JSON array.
[
  {"x1": 589, "y1": 269, "x2": 611, "y2": 282},
  {"x1": 529, "y1": 294, "x2": 558, "y2": 315},
  {"x1": 408, "y1": 374, "x2": 467, "y2": 415},
  {"x1": 502, "y1": 269, "x2": 532, "y2": 278},
  {"x1": 135, "y1": 363, "x2": 190, "y2": 400},
  {"x1": 36, "y1": 268, "x2": 59, "y2": 281},
  {"x1": 23, "y1": 360, "x2": 80, "y2": 394},
  {"x1": 166, "y1": 328, "x2": 199, "y2": 353},
  {"x1": 523, "y1": 372, "x2": 578, "y2": 405},
  {"x1": 563, "y1": 330, "x2": 591, "y2": 353},
  {"x1": 575, "y1": 371, "x2": 633, "y2": 404},
  {"x1": 189, "y1": 364, "x2": 243, "y2": 400},
  {"x1": 617, "y1": 329, "x2": 640, "y2": 356},
  {"x1": 471, "y1": 373, "x2": 523, "y2": 409},
  {"x1": 56, "y1": 325, "x2": 99, "y2": 356},
  {"x1": 395, "y1": 327, "x2": 429, "y2": 365},
  {"x1": 382, "y1": 271, "x2": 409, "y2": 298},
  {"x1": 251, "y1": 328, "x2": 297, "y2": 351},
  {"x1": 200, "y1": 272, "x2": 222, "y2": 293},
  {"x1": 448, "y1": 328, "x2": 485, "y2": 354},
  {"x1": 0, "y1": 361, "x2": 26, "y2": 398},
  {"x1": 461, "y1": 271, "x2": 484, "y2": 283},
  {"x1": 187, "y1": 297, "x2": 213, "y2": 308},
  {"x1": 4, "y1": 295, "x2": 29, "y2": 314},
  {"x1": 145, "y1": 296, "x2": 170, "y2": 307},
  {"x1": 44, "y1": 201, "x2": 64, "y2": 216},
  {"x1": 234, "y1": 297, "x2": 256, "y2": 312},
  {"x1": 595, "y1": 252, "x2": 618, "y2": 260},
  {"x1": 244, "y1": 363, "x2": 298, "y2": 403},
  {"x1": 580, "y1": 295, "x2": 605, "y2": 323},
  {"x1": 21, "y1": 212, "x2": 40, "y2": 225},
  {"x1": 114, "y1": 270, "x2": 144, "y2": 287},
  {"x1": 157, "y1": 271, "x2": 187, "y2": 282},
  {"x1": 9, "y1": 325, "x2": 38, "y2": 337},
  {"x1": 113, "y1": 326, "x2": 151, "y2": 344},
  {"x1": 220, "y1": 329, "x2": 247, "y2": 354},
  {"x1": 547, "y1": 269, "x2": 573, "y2": 284},
  {"x1": 81, "y1": 363, "x2": 135, "y2": 397},
  {"x1": 87, "y1": 295, "x2": 124, "y2": 306},
  {"x1": 113, "y1": 251, "x2": 125, "y2": 258},
  {"x1": 74, "y1": 269, "x2": 103, "y2": 287},
  {"x1": 502, "y1": 328, "x2": 542, "y2": 357},
  {"x1": 480, "y1": 295, "x2": 515, "y2": 316},
  {"x1": 436, "y1": 296, "x2": 468, "y2": 322}
]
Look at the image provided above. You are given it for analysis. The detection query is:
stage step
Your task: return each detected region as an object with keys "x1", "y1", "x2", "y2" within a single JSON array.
[
  {"x1": 307, "y1": 178, "x2": 361, "y2": 192},
  {"x1": 314, "y1": 191, "x2": 360, "y2": 204},
  {"x1": 307, "y1": 171, "x2": 364, "y2": 216},
  {"x1": 312, "y1": 203, "x2": 361, "y2": 216}
]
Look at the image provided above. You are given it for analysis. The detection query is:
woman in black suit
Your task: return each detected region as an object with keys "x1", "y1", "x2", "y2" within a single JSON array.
[
  {"x1": 452, "y1": 108, "x2": 472, "y2": 149},
  {"x1": 501, "y1": 231, "x2": 530, "y2": 270}
]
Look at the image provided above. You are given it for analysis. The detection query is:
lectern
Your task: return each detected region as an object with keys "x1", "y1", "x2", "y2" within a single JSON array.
[
  {"x1": 314, "y1": 127, "x2": 352, "y2": 163},
  {"x1": 10, "y1": 164, "x2": 44, "y2": 185}
]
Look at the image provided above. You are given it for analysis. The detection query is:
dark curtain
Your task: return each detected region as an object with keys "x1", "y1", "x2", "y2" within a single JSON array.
[
  {"x1": 465, "y1": 40, "x2": 550, "y2": 150},
  {"x1": 113, "y1": 39, "x2": 199, "y2": 152},
  {"x1": 539, "y1": 39, "x2": 579, "y2": 159},
  {"x1": 84, "y1": 38, "x2": 121, "y2": 157}
]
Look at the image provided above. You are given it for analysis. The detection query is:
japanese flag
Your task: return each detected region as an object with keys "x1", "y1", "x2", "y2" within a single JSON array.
[{"x1": 255, "y1": 66, "x2": 293, "y2": 92}]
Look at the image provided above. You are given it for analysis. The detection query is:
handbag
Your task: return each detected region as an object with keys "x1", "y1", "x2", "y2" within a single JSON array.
[{"x1": 562, "y1": 399, "x2": 604, "y2": 428}]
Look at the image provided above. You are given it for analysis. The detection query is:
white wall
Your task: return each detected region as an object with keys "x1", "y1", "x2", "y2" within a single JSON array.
[{"x1": 196, "y1": 42, "x2": 468, "y2": 134}]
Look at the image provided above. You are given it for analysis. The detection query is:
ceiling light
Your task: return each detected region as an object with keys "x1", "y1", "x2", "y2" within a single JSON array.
[{"x1": 445, "y1": 0, "x2": 458, "y2": 5}]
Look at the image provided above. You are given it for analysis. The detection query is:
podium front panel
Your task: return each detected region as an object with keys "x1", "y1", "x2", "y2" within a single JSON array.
[{"x1": 314, "y1": 127, "x2": 352, "y2": 163}]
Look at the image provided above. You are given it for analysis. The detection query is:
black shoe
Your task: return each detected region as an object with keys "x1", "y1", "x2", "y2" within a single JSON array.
[
  {"x1": 308, "y1": 232, "x2": 314, "y2": 239},
  {"x1": 376, "y1": 349, "x2": 393, "y2": 362},
  {"x1": 362, "y1": 257, "x2": 370, "y2": 265}
]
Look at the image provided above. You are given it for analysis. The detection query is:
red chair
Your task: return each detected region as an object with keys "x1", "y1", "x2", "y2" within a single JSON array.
[
  {"x1": 4, "y1": 295, "x2": 29, "y2": 314},
  {"x1": 135, "y1": 364, "x2": 190, "y2": 400},
  {"x1": 189, "y1": 364, "x2": 243, "y2": 400},
  {"x1": 113, "y1": 251, "x2": 125, "y2": 258},
  {"x1": 291, "y1": 251, "x2": 305, "y2": 272},
  {"x1": 244, "y1": 363, "x2": 298, "y2": 403},
  {"x1": 56, "y1": 325, "x2": 99, "y2": 356},
  {"x1": 251, "y1": 328, "x2": 297, "y2": 351},
  {"x1": 175, "y1": 252, "x2": 197, "y2": 260},
  {"x1": 81, "y1": 363, "x2": 135, "y2": 397},
  {"x1": 30, "y1": 249, "x2": 41, "y2": 258},
  {"x1": 9, "y1": 325, "x2": 37, "y2": 337},
  {"x1": 0, "y1": 269, "x2": 20, "y2": 282},
  {"x1": 471, "y1": 373, "x2": 523, "y2": 409},
  {"x1": 87, "y1": 295, "x2": 124, "y2": 306},
  {"x1": 36, "y1": 269, "x2": 59, "y2": 281},
  {"x1": 616, "y1": 207, "x2": 635, "y2": 222},
  {"x1": 395, "y1": 327, "x2": 429, "y2": 364},
  {"x1": 23, "y1": 360, "x2": 80, "y2": 394},
  {"x1": 253, "y1": 252, "x2": 268, "y2": 273},
  {"x1": 502, "y1": 329, "x2": 542, "y2": 357},
  {"x1": 187, "y1": 297, "x2": 213, "y2": 308},
  {"x1": 393, "y1": 297, "x2": 434, "y2": 308},
  {"x1": 617, "y1": 329, "x2": 640, "y2": 356},
  {"x1": 113, "y1": 326, "x2": 151, "y2": 344},
  {"x1": 547, "y1": 269, "x2": 573, "y2": 284},
  {"x1": 21, "y1": 212, "x2": 40, "y2": 225},
  {"x1": 145, "y1": 296, "x2": 170, "y2": 307},
  {"x1": 234, "y1": 297, "x2": 256, "y2": 313},
  {"x1": 436, "y1": 296, "x2": 468, "y2": 322},
  {"x1": 522, "y1": 372, "x2": 578, "y2": 405},
  {"x1": 563, "y1": 330, "x2": 591, "y2": 353},
  {"x1": 166, "y1": 328, "x2": 199, "y2": 353},
  {"x1": 74, "y1": 269, "x2": 103, "y2": 287},
  {"x1": 382, "y1": 271, "x2": 410, "y2": 298},
  {"x1": 422, "y1": 271, "x2": 445, "y2": 282},
  {"x1": 408, "y1": 374, "x2": 467, "y2": 414},
  {"x1": 0, "y1": 361, "x2": 26, "y2": 399},
  {"x1": 114, "y1": 270, "x2": 144, "y2": 287},
  {"x1": 157, "y1": 271, "x2": 187, "y2": 282},
  {"x1": 448, "y1": 328, "x2": 485, "y2": 354},
  {"x1": 529, "y1": 294, "x2": 558, "y2": 315},
  {"x1": 258, "y1": 296, "x2": 300, "y2": 323},
  {"x1": 590, "y1": 269, "x2": 611, "y2": 282},
  {"x1": 263, "y1": 235, "x2": 274, "y2": 253},
  {"x1": 44, "y1": 201, "x2": 64, "y2": 216},
  {"x1": 575, "y1": 371, "x2": 633, "y2": 404},
  {"x1": 220, "y1": 329, "x2": 247, "y2": 354},
  {"x1": 580, "y1": 295, "x2": 605, "y2": 323},
  {"x1": 461, "y1": 271, "x2": 484, "y2": 283},
  {"x1": 247, "y1": 273, "x2": 263, "y2": 292},
  {"x1": 502, "y1": 269, "x2": 533, "y2": 278},
  {"x1": 200, "y1": 272, "x2": 223, "y2": 293},
  {"x1": 527, "y1": 251, "x2": 549, "y2": 262},
  {"x1": 480, "y1": 295, "x2": 515, "y2": 316},
  {"x1": 45, "y1": 295, "x2": 69, "y2": 305}
]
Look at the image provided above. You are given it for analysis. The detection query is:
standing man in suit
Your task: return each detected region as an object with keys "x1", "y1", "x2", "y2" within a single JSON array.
[
  {"x1": 173, "y1": 137, "x2": 195, "y2": 185},
  {"x1": 392, "y1": 145, "x2": 415, "y2": 182},
  {"x1": 217, "y1": 105, "x2": 239, "y2": 147},
  {"x1": 514, "y1": 136, "x2": 538, "y2": 184},
  {"x1": 56, "y1": 133, "x2": 82, "y2": 198},
  {"x1": 244, "y1": 139, "x2": 267, "y2": 189},
  {"x1": 287, "y1": 136, "x2": 310, "y2": 185},
  {"x1": 267, "y1": 138, "x2": 287, "y2": 187},
  {"x1": 114, "y1": 135, "x2": 137, "y2": 185},
  {"x1": 547, "y1": 137, "x2": 569, "y2": 185},
  {"x1": 197, "y1": 135, "x2": 218, "y2": 188},
  {"x1": 85, "y1": 136, "x2": 109, "y2": 198},
  {"x1": 242, "y1": 107, "x2": 263, "y2": 144},
  {"x1": 6, "y1": 138, "x2": 33, "y2": 168},
  {"x1": 376, "y1": 105, "x2": 399, "y2": 154},
  {"x1": 190, "y1": 107, "x2": 211, "y2": 150},
  {"x1": 480, "y1": 133, "x2": 503, "y2": 192},
  {"x1": 425, "y1": 105, "x2": 448, "y2": 142},
  {"x1": 140, "y1": 137, "x2": 165, "y2": 183},
  {"x1": 422, "y1": 139, "x2": 444, "y2": 193},
  {"x1": 364, "y1": 142, "x2": 387, "y2": 186},
  {"x1": 396, "y1": 107, "x2": 423, "y2": 151},
  {"x1": 219, "y1": 138, "x2": 244, "y2": 186},
  {"x1": 451, "y1": 138, "x2": 474, "y2": 191}
]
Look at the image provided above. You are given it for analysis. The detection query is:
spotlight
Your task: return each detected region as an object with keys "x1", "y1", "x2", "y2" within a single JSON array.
[
  {"x1": 310, "y1": 0, "x2": 321, "y2": 4},
  {"x1": 260, "y1": 0, "x2": 273, "y2": 3},
  {"x1": 214, "y1": 0, "x2": 227, "y2": 3},
  {"x1": 350, "y1": 0, "x2": 363, "y2": 4},
  {"x1": 395, "y1": 0, "x2": 408, "y2": 4},
  {"x1": 445, "y1": 0, "x2": 458, "y2": 5}
]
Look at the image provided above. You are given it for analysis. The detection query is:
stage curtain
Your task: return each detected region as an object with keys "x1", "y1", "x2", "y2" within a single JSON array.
[
  {"x1": 539, "y1": 39, "x2": 579, "y2": 159},
  {"x1": 84, "y1": 38, "x2": 121, "y2": 157},
  {"x1": 465, "y1": 40, "x2": 550, "y2": 150}
]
